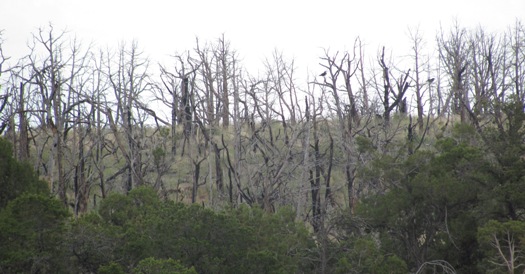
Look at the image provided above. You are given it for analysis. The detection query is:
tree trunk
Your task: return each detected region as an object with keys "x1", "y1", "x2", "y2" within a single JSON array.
[
  {"x1": 18, "y1": 82, "x2": 29, "y2": 161},
  {"x1": 219, "y1": 36, "x2": 230, "y2": 128},
  {"x1": 297, "y1": 97, "x2": 310, "y2": 220}
]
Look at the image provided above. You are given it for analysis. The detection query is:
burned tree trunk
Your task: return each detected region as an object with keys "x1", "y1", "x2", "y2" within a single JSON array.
[{"x1": 18, "y1": 82, "x2": 29, "y2": 161}]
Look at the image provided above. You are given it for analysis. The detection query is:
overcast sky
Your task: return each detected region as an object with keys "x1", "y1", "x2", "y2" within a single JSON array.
[{"x1": 1, "y1": 0, "x2": 524, "y2": 75}]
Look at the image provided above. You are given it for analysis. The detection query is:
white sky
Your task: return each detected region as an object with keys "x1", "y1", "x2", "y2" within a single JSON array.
[{"x1": 1, "y1": 0, "x2": 524, "y2": 75}]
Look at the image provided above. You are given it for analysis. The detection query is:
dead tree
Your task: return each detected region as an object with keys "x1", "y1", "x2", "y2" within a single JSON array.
[
  {"x1": 317, "y1": 48, "x2": 360, "y2": 211},
  {"x1": 0, "y1": 32, "x2": 9, "y2": 135},
  {"x1": 107, "y1": 41, "x2": 151, "y2": 193},
  {"x1": 509, "y1": 21, "x2": 525, "y2": 102},
  {"x1": 378, "y1": 46, "x2": 411, "y2": 126},
  {"x1": 216, "y1": 35, "x2": 232, "y2": 128},
  {"x1": 17, "y1": 82, "x2": 30, "y2": 161},
  {"x1": 408, "y1": 26, "x2": 431, "y2": 132},
  {"x1": 24, "y1": 25, "x2": 73, "y2": 205},
  {"x1": 356, "y1": 37, "x2": 370, "y2": 114},
  {"x1": 158, "y1": 64, "x2": 181, "y2": 155},
  {"x1": 438, "y1": 23, "x2": 471, "y2": 123}
]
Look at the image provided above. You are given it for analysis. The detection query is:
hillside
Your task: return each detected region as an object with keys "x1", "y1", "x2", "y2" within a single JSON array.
[{"x1": 1, "y1": 21, "x2": 525, "y2": 272}]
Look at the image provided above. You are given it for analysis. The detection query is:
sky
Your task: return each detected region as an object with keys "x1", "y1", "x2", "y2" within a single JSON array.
[{"x1": 1, "y1": 0, "x2": 524, "y2": 76}]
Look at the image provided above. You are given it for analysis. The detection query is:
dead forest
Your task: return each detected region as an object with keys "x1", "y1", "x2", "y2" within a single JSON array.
[{"x1": 1, "y1": 21, "x2": 524, "y2": 222}]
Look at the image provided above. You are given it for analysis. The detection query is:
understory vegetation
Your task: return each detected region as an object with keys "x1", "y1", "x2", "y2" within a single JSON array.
[{"x1": 2, "y1": 20, "x2": 525, "y2": 273}]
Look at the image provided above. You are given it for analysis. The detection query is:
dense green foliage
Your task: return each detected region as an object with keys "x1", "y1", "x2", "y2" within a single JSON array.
[
  {"x1": 0, "y1": 193, "x2": 69, "y2": 273},
  {"x1": 0, "y1": 139, "x2": 48, "y2": 208},
  {"x1": 347, "y1": 99, "x2": 525, "y2": 273},
  {"x1": 0, "y1": 138, "x2": 69, "y2": 272},
  {"x1": 68, "y1": 187, "x2": 313, "y2": 273},
  {"x1": 1, "y1": 190, "x2": 312, "y2": 273},
  {"x1": 356, "y1": 136, "x2": 490, "y2": 271}
]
